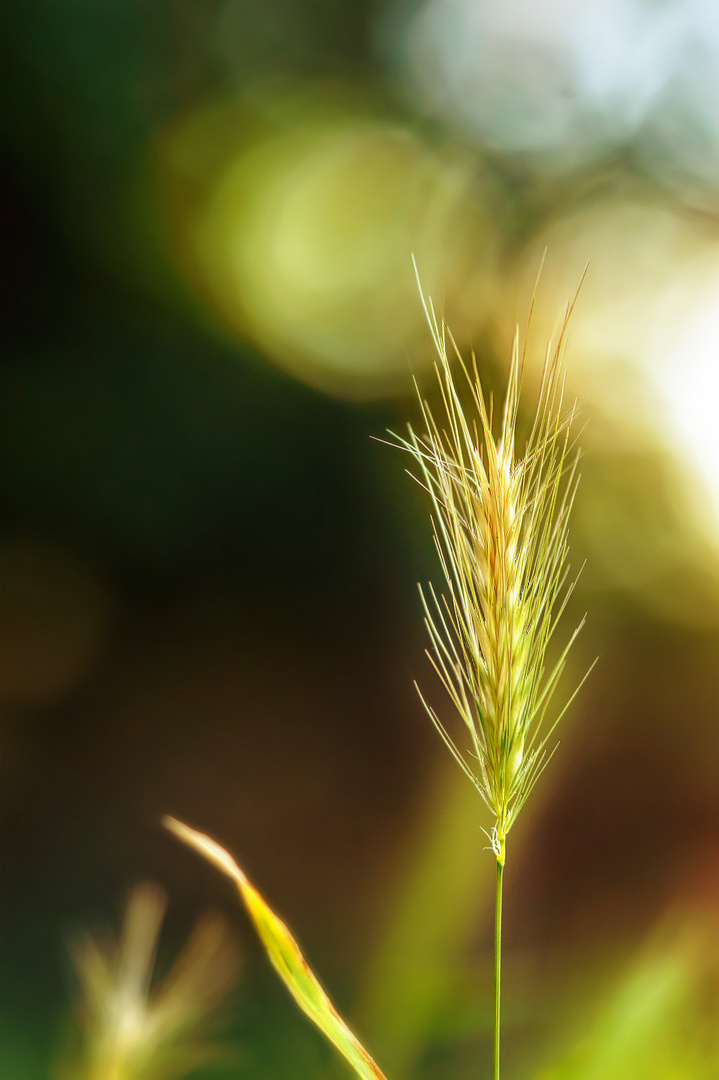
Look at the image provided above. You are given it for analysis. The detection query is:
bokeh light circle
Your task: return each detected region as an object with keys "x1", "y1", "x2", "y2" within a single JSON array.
[{"x1": 161, "y1": 93, "x2": 502, "y2": 399}]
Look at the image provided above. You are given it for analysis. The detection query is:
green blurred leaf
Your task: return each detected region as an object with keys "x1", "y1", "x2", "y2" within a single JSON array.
[{"x1": 536, "y1": 923, "x2": 712, "y2": 1080}]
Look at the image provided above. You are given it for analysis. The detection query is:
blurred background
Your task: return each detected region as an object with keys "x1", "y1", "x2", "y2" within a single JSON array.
[{"x1": 4, "y1": 1, "x2": 719, "y2": 1077}]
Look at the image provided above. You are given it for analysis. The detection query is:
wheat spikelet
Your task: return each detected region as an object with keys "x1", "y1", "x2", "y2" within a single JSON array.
[{"x1": 396, "y1": 278, "x2": 587, "y2": 862}]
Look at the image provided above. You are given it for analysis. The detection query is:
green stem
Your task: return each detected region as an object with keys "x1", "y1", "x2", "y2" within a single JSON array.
[{"x1": 494, "y1": 849, "x2": 504, "y2": 1080}]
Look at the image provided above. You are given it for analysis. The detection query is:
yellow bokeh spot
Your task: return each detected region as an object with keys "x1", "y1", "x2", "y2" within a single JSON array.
[{"x1": 160, "y1": 89, "x2": 501, "y2": 399}]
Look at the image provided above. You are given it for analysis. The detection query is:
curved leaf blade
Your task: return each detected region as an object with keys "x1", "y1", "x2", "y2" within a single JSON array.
[{"x1": 164, "y1": 816, "x2": 387, "y2": 1080}]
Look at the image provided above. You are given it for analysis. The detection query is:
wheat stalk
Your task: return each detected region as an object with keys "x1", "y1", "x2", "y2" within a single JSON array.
[{"x1": 394, "y1": 268, "x2": 590, "y2": 1079}]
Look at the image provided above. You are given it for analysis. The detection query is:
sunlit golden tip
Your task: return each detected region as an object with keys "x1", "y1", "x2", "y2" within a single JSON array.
[{"x1": 163, "y1": 816, "x2": 248, "y2": 886}]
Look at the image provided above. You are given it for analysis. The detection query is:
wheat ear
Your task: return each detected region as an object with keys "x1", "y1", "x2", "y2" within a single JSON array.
[{"x1": 394, "y1": 273, "x2": 589, "y2": 1079}]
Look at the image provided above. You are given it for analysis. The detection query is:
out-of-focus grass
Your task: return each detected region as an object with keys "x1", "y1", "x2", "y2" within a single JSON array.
[
  {"x1": 59, "y1": 883, "x2": 239, "y2": 1080},
  {"x1": 357, "y1": 770, "x2": 495, "y2": 1079},
  {"x1": 536, "y1": 913, "x2": 719, "y2": 1080}
]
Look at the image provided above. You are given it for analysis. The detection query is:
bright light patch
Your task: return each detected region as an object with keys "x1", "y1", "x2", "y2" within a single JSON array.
[
  {"x1": 386, "y1": 0, "x2": 719, "y2": 193},
  {"x1": 160, "y1": 91, "x2": 501, "y2": 399},
  {"x1": 649, "y1": 276, "x2": 719, "y2": 525},
  {"x1": 388, "y1": 0, "x2": 679, "y2": 169},
  {"x1": 495, "y1": 197, "x2": 719, "y2": 541}
]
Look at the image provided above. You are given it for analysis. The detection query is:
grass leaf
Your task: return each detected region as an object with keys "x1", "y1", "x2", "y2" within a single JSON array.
[{"x1": 164, "y1": 817, "x2": 387, "y2": 1080}]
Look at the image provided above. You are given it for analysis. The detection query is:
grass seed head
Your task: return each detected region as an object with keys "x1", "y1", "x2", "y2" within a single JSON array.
[
  {"x1": 397, "y1": 280, "x2": 586, "y2": 861},
  {"x1": 65, "y1": 883, "x2": 239, "y2": 1080}
]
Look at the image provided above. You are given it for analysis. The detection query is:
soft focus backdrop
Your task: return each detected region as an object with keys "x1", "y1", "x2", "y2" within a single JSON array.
[{"x1": 4, "y1": 2, "x2": 719, "y2": 1078}]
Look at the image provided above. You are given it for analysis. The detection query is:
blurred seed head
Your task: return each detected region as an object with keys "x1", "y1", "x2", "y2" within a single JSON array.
[{"x1": 64, "y1": 883, "x2": 240, "y2": 1080}]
